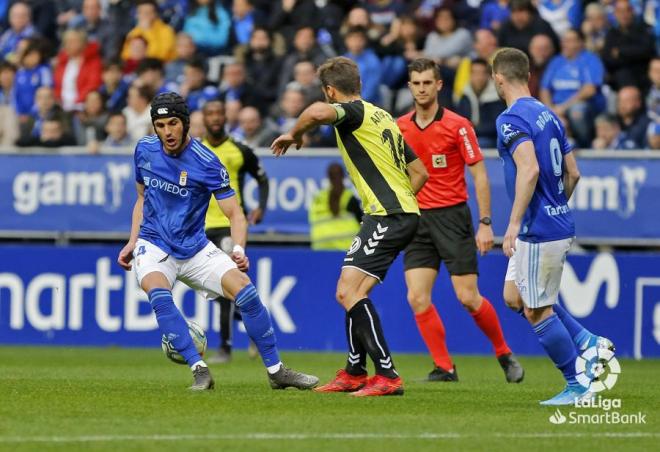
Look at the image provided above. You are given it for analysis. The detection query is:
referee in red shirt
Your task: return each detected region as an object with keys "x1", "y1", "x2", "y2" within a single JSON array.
[{"x1": 398, "y1": 58, "x2": 524, "y2": 383}]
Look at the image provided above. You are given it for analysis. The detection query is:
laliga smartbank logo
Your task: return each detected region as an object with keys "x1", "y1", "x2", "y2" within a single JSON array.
[{"x1": 547, "y1": 347, "x2": 647, "y2": 425}]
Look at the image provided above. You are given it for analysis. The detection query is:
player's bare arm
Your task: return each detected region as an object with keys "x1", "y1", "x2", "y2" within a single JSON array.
[
  {"x1": 504, "y1": 141, "x2": 539, "y2": 257},
  {"x1": 271, "y1": 102, "x2": 338, "y2": 156},
  {"x1": 118, "y1": 183, "x2": 145, "y2": 271},
  {"x1": 217, "y1": 194, "x2": 249, "y2": 272},
  {"x1": 406, "y1": 158, "x2": 429, "y2": 194},
  {"x1": 467, "y1": 161, "x2": 494, "y2": 255},
  {"x1": 562, "y1": 152, "x2": 581, "y2": 200}
]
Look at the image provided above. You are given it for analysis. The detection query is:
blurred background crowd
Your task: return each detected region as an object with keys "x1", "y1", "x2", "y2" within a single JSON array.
[{"x1": 0, "y1": 0, "x2": 658, "y2": 152}]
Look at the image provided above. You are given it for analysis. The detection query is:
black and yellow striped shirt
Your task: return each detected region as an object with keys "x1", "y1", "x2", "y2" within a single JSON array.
[{"x1": 332, "y1": 100, "x2": 419, "y2": 216}]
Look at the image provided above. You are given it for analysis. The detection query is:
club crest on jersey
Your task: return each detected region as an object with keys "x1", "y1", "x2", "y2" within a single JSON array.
[
  {"x1": 179, "y1": 171, "x2": 188, "y2": 186},
  {"x1": 432, "y1": 154, "x2": 447, "y2": 168}
]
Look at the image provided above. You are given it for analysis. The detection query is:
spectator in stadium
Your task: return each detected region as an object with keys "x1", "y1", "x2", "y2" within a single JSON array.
[
  {"x1": 343, "y1": 26, "x2": 382, "y2": 105},
  {"x1": 179, "y1": 57, "x2": 219, "y2": 112},
  {"x1": 0, "y1": 2, "x2": 37, "y2": 60},
  {"x1": 72, "y1": 90, "x2": 108, "y2": 149},
  {"x1": 189, "y1": 109, "x2": 205, "y2": 139},
  {"x1": 165, "y1": 32, "x2": 196, "y2": 86},
  {"x1": 647, "y1": 122, "x2": 660, "y2": 149},
  {"x1": 237, "y1": 105, "x2": 278, "y2": 148},
  {"x1": 592, "y1": 113, "x2": 622, "y2": 149},
  {"x1": 582, "y1": 2, "x2": 610, "y2": 54},
  {"x1": 122, "y1": 35, "x2": 148, "y2": 75},
  {"x1": 237, "y1": 27, "x2": 282, "y2": 110},
  {"x1": 456, "y1": 58, "x2": 506, "y2": 148},
  {"x1": 121, "y1": 0, "x2": 176, "y2": 62},
  {"x1": 364, "y1": 0, "x2": 407, "y2": 34},
  {"x1": 158, "y1": 0, "x2": 188, "y2": 31},
  {"x1": 183, "y1": 0, "x2": 231, "y2": 56},
  {"x1": 309, "y1": 162, "x2": 362, "y2": 251},
  {"x1": 647, "y1": 57, "x2": 660, "y2": 122},
  {"x1": 480, "y1": 0, "x2": 510, "y2": 32},
  {"x1": 268, "y1": 87, "x2": 306, "y2": 134},
  {"x1": 219, "y1": 61, "x2": 268, "y2": 114},
  {"x1": 0, "y1": 60, "x2": 18, "y2": 146},
  {"x1": 278, "y1": 26, "x2": 330, "y2": 94},
  {"x1": 224, "y1": 98, "x2": 242, "y2": 136},
  {"x1": 340, "y1": 6, "x2": 383, "y2": 50},
  {"x1": 616, "y1": 85, "x2": 650, "y2": 149},
  {"x1": 18, "y1": 85, "x2": 61, "y2": 143},
  {"x1": 122, "y1": 83, "x2": 153, "y2": 143},
  {"x1": 497, "y1": 0, "x2": 559, "y2": 55},
  {"x1": 602, "y1": 0, "x2": 656, "y2": 90},
  {"x1": 537, "y1": 0, "x2": 582, "y2": 37},
  {"x1": 54, "y1": 28, "x2": 103, "y2": 112},
  {"x1": 540, "y1": 29, "x2": 606, "y2": 148},
  {"x1": 423, "y1": 7, "x2": 472, "y2": 69},
  {"x1": 17, "y1": 113, "x2": 76, "y2": 147},
  {"x1": 528, "y1": 33, "x2": 555, "y2": 98},
  {"x1": 136, "y1": 58, "x2": 171, "y2": 97},
  {"x1": 269, "y1": 0, "x2": 318, "y2": 45},
  {"x1": 286, "y1": 60, "x2": 324, "y2": 106},
  {"x1": 14, "y1": 38, "x2": 51, "y2": 121},
  {"x1": 232, "y1": 0, "x2": 266, "y2": 46},
  {"x1": 379, "y1": 15, "x2": 424, "y2": 65},
  {"x1": 99, "y1": 59, "x2": 129, "y2": 112},
  {"x1": 102, "y1": 111, "x2": 132, "y2": 149},
  {"x1": 67, "y1": 0, "x2": 115, "y2": 60},
  {"x1": 454, "y1": 28, "x2": 498, "y2": 103}
]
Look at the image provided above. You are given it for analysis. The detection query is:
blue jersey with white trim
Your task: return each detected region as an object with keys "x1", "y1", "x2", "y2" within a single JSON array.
[
  {"x1": 134, "y1": 135, "x2": 235, "y2": 259},
  {"x1": 496, "y1": 97, "x2": 575, "y2": 243}
]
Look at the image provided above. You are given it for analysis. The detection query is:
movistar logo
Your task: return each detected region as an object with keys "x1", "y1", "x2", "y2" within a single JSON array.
[{"x1": 143, "y1": 176, "x2": 189, "y2": 197}]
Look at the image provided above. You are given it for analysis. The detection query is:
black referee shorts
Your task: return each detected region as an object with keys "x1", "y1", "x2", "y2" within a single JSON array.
[
  {"x1": 343, "y1": 213, "x2": 419, "y2": 282},
  {"x1": 404, "y1": 202, "x2": 479, "y2": 276}
]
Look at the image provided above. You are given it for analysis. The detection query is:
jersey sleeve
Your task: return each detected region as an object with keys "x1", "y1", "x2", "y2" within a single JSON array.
[
  {"x1": 403, "y1": 140, "x2": 418, "y2": 164},
  {"x1": 456, "y1": 120, "x2": 483, "y2": 165},
  {"x1": 496, "y1": 113, "x2": 532, "y2": 155},
  {"x1": 331, "y1": 101, "x2": 365, "y2": 133},
  {"x1": 133, "y1": 143, "x2": 144, "y2": 184},
  {"x1": 207, "y1": 157, "x2": 236, "y2": 200}
]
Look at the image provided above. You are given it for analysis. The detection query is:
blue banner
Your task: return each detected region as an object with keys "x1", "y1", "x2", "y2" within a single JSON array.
[
  {"x1": 0, "y1": 153, "x2": 658, "y2": 240},
  {"x1": 0, "y1": 245, "x2": 658, "y2": 359}
]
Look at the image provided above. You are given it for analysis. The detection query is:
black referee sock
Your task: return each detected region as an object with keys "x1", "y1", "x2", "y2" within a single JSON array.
[
  {"x1": 218, "y1": 296, "x2": 234, "y2": 351},
  {"x1": 348, "y1": 298, "x2": 398, "y2": 379},
  {"x1": 344, "y1": 311, "x2": 367, "y2": 376}
]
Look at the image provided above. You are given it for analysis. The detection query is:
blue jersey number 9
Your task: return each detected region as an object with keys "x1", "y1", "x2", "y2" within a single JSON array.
[{"x1": 550, "y1": 137, "x2": 563, "y2": 177}]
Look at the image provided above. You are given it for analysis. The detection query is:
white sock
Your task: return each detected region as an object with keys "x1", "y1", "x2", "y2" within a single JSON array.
[
  {"x1": 190, "y1": 360, "x2": 207, "y2": 370},
  {"x1": 266, "y1": 362, "x2": 283, "y2": 374}
]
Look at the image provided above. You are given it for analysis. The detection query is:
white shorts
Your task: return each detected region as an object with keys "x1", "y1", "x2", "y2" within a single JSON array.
[
  {"x1": 505, "y1": 237, "x2": 573, "y2": 309},
  {"x1": 133, "y1": 238, "x2": 237, "y2": 299}
]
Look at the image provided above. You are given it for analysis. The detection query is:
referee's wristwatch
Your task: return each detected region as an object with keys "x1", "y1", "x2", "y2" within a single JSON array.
[{"x1": 479, "y1": 216, "x2": 492, "y2": 226}]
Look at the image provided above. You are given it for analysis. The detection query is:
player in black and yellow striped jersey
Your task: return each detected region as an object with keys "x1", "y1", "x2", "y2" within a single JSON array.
[
  {"x1": 202, "y1": 100, "x2": 269, "y2": 363},
  {"x1": 272, "y1": 57, "x2": 429, "y2": 396}
]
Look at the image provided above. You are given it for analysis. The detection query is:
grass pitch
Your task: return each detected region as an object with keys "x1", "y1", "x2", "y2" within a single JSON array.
[{"x1": 0, "y1": 346, "x2": 657, "y2": 452}]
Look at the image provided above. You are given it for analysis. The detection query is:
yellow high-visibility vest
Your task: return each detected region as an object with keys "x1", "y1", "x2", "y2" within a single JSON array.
[{"x1": 309, "y1": 188, "x2": 361, "y2": 251}]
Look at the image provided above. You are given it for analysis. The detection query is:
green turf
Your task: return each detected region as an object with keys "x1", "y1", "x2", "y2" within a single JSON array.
[{"x1": 0, "y1": 346, "x2": 657, "y2": 452}]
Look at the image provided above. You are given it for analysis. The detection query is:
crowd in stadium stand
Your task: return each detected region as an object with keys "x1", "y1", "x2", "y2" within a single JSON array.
[{"x1": 0, "y1": 0, "x2": 658, "y2": 152}]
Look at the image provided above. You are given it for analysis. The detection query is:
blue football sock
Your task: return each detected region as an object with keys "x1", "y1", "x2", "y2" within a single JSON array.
[
  {"x1": 533, "y1": 314, "x2": 578, "y2": 386},
  {"x1": 553, "y1": 303, "x2": 592, "y2": 348},
  {"x1": 149, "y1": 288, "x2": 202, "y2": 367},
  {"x1": 235, "y1": 284, "x2": 280, "y2": 368}
]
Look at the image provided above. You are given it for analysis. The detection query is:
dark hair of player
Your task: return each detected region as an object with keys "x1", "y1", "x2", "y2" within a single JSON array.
[
  {"x1": 492, "y1": 48, "x2": 530, "y2": 84},
  {"x1": 471, "y1": 58, "x2": 490, "y2": 69},
  {"x1": 318, "y1": 56, "x2": 361, "y2": 95},
  {"x1": 408, "y1": 58, "x2": 441, "y2": 81}
]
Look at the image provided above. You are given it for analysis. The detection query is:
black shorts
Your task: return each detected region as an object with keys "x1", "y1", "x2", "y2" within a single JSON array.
[
  {"x1": 403, "y1": 203, "x2": 478, "y2": 275},
  {"x1": 206, "y1": 227, "x2": 232, "y2": 249},
  {"x1": 343, "y1": 213, "x2": 419, "y2": 282}
]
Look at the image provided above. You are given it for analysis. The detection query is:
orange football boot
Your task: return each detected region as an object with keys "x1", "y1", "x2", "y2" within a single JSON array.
[
  {"x1": 350, "y1": 375, "x2": 404, "y2": 397},
  {"x1": 314, "y1": 369, "x2": 368, "y2": 393}
]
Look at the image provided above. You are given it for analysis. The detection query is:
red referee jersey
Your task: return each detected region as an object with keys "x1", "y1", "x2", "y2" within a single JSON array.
[{"x1": 397, "y1": 107, "x2": 483, "y2": 209}]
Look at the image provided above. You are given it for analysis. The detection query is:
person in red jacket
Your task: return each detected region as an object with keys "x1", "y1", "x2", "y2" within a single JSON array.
[{"x1": 54, "y1": 28, "x2": 103, "y2": 111}]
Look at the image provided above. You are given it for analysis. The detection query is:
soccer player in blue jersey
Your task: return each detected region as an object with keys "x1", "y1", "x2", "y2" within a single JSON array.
[
  {"x1": 492, "y1": 48, "x2": 614, "y2": 406},
  {"x1": 117, "y1": 92, "x2": 319, "y2": 391}
]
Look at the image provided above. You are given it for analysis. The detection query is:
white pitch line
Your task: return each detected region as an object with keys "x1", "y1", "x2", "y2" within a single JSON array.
[{"x1": 0, "y1": 432, "x2": 658, "y2": 443}]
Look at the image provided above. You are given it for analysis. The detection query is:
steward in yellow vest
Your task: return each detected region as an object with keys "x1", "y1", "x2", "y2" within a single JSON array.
[{"x1": 309, "y1": 163, "x2": 362, "y2": 250}]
